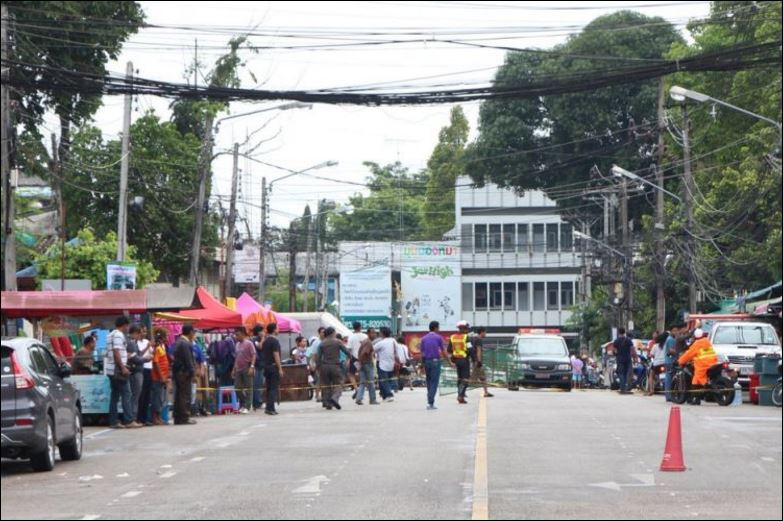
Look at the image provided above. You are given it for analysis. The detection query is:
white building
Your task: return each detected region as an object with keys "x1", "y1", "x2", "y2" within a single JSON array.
[{"x1": 454, "y1": 176, "x2": 582, "y2": 338}]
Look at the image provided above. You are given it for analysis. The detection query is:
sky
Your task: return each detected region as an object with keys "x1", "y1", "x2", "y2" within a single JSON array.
[{"x1": 46, "y1": 1, "x2": 711, "y2": 235}]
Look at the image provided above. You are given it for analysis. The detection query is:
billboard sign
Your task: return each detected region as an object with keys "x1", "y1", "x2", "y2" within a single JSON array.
[
  {"x1": 339, "y1": 264, "x2": 392, "y2": 330},
  {"x1": 106, "y1": 263, "x2": 137, "y2": 290},
  {"x1": 401, "y1": 242, "x2": 460, "y2": 332}
]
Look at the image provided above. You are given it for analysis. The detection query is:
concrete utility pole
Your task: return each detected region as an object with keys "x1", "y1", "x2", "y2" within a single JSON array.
[
  {"x1": 1, "y1": 3, "x2": 17, "y2": 291},
  {"x1": 654, "y1": 79, "x2": 667, "y2": 331},
  {"x1": 224, "y1": 143, "x2": 239, "y2": 300},
  {"x1": 116, "y1": 61, "x2": 133, "y2": 262},
  {"x1": 288, "y1": 221, "x2": 297, "y2": 312},
  {"x1": 49, "y1": 133, "x2": 66, "y2": 290},
  {"x1": 681, "y1": 105, "x2": 697, "y2": 314},
  {"x1": 258, "y1": 176, "x2": 267, "y2": 304},
  {"x1": 188, "y1": 111, "x2": 214, "y2": 287},
  {"x1": 303, "y1": 217, "x2": 313, "y2": 313},
  {"x1": 620, "y1": 176, "x2": 632, "y2": 330}
]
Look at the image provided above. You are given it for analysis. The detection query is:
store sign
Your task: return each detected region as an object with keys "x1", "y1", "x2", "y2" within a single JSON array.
[
  {"x1": 106, "y1": 263, "x2": 137, "y2": 290},
  {"x1": 401, "y1": 243, "x2": 460, "y2": 332},
  {"x1": 233, "y1": 244, "x2": 260, "y2": 284},
  {"x1": 339, "y1": 264, "x2": 391, "y2": 329}
]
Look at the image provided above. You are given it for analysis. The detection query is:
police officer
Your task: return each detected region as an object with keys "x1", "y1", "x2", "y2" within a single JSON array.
[{"x1": 449, "y1": 321, "x2": 472, "y2": 404}]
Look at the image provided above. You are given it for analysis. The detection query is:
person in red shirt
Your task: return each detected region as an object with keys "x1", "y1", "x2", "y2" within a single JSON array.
[{"x1": 151, "y1": 330, "x2": 171, "y2": 425}]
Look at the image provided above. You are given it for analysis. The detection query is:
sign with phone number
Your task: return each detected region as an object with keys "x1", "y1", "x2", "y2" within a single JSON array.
[{"x1": 341, "y1": 315, "x2": 392, "y2": 330}]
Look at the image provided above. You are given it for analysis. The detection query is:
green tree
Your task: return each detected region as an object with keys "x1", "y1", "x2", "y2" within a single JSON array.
[
  {"x1": 329, "y1": 162, "x2": 429, "y2": 242},
  {"x1": 61, "y1": 112, "x2": 213, "y2": 283},
  {"x1": 34, "y1": 228, "x2": 158, "y2": 289},
  {"x1": 468, "y1": 11, "x2": 682, "y2": 216},
  {"x1": 422, "y1": 106, "x2": 469, "y2": 240}
]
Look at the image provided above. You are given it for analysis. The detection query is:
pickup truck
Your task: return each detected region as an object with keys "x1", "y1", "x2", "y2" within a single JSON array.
[{"x1": 706, "y1": 321, "x2": 781, "y2": 388}]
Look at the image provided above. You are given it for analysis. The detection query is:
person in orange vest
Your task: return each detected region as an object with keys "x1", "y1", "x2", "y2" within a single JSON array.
[
  {"x1": 677, "y1": 328, "x2": 718, "y2": 406},
  {"x1": 449, "y1": 321, "x2": 472, "y2": 404}
]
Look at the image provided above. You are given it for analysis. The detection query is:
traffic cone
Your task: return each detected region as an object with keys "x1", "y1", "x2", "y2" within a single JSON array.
[{"x1": 660, "y1": 406, "x2": 686, "y2": 472}]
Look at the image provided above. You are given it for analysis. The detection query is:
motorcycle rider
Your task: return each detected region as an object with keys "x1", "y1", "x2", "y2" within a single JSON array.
[{"x1": 677, "y1": 328, "x2": 718, "y2": 406}]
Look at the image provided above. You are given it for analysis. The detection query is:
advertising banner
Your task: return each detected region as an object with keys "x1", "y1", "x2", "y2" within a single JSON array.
[
  {"x1": 401, "y1": 242, "x2": 460, "y2": 332},
  {"x1": 339, "y1": 264, "x2": 391, "y2": 329},
  {"x1": 106, "y1": 263, "x2": 137, "y2": 290}
]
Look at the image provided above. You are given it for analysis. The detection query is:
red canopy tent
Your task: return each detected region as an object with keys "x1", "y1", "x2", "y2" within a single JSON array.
[
  {"x1": 0, "y1": 290, "x2": 147, "y2": 318},
  {"x1": 178, "y1": 287, "x2": 243, "y2": 329}
]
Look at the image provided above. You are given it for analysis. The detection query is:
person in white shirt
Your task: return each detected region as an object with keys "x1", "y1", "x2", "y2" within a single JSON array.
[
  {"x1": 373, "y1": 327, "x2": 400, "y2": 402},
  {"x1": 346, "y1": 322, "x2": 367, "y2": 398},
  {"x1": 395, "y1": 336, "x2": 413, "y2": 391},
  {"x1": 136, "y1": 326, "x2": 154, "y2": 425}
]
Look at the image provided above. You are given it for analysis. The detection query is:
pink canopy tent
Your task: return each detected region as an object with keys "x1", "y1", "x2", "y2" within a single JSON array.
[{"x1": 236, "y1": 292, "x2": 302, "y2": 333}]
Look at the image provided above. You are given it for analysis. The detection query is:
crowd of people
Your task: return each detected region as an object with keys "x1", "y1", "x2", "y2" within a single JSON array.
[{"x1": 82, "y1": 315, "x2": 502, "y2": 428}]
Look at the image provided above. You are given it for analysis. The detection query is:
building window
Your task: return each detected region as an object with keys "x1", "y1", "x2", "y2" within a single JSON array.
[
  {"x1": 461, "y1": 224, "x2": 473, "y2": 251},
  {"x1": 546, "y1": 223, "x2": 559, "y2": 252},
  {"x1": 490, "y1": 282, "x2": 502, "y2": 310},
  {"x1": 560, "y1": 223, "x2": 573, "y2": 251},
  {"x1": 489, "y1": 224, "x2": 502, "y2": 252},
  {"x1": 517, "y1": 224, "x2": 529, "y2": 253},
  {"x1": 533, "y1": 224, "x2": 545, "y2": 252},
  {"x1": 475, "y1": 282, "x2": 488, "y2": 310},
  {"x1": 474, "y1": 225, "x2": 487, "y2": 253},
  {"x1": 533, "y1": 282, "x2": 545, "y2": 310},
  {"x1": 503, "y1": 224, "x2": 515, "y2": 253},
  {"x1": 462, "y1": 282, "x2": 473, "y2": 312},
  {"x1": 561, "y1": 281, "x2": 574, "y2": 308},
  {"x1": 518, "y1": 282, "x2": 530, "y2": 311},
  {"x1": 547, "y1": 282, "x2": 560, "y2": 310},
  {"x1": 504, "y1": 282, "x2": 516, "y2": 310}
]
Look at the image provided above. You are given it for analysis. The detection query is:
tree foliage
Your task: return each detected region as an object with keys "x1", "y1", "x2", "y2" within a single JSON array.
[{"x1": 34, "y1": 228, "x2": 158, "y2": 289}]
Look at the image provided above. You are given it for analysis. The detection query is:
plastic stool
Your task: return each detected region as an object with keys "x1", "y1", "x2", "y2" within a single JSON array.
[{"x1": 217, "y1": 386, "x2": 239, "y2": 414}]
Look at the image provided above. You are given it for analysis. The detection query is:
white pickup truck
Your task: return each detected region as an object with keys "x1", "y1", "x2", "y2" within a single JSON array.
[{"x1": 706, "y1": 321, "x2": 781, "y2": 387}]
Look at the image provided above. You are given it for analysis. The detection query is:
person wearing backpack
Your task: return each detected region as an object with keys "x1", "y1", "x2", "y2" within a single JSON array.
[{"x1": 355, "y1": 332, "x2": 379, "y2": 405}]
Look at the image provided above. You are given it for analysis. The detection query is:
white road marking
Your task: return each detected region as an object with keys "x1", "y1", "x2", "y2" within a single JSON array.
[
  {"x1": 121, "y1": 491, "x2": 142, "y2": 498},
  {"x1": 238, "y1": 431, "x2": 250, "y2": 436},
  {"x1": 81, "y1": 515, "x2": 101, "y2": 520},
  {"x1": 761, "y1": 457, "x2": 775, "y2": 462},
  {"x1": 116, "y1": 472, "x2": 130, "y2": 478},
  {"x1": 78, "y1": 474, "x2": 104, "y2": 482},
  {"x1": 159, "y1": 471, "x2": 177, "y2": 479},
  {"x1": 85, "y1": 429, "x2": 112, "y2": 440},
  {"x1": 590, "y1": 474, "x2": 655, "y2": 492},
  {"x1": 190, "y1": 456, "x2": 206, "y2": 462},
  {"x1": 159, "y1": 464, "x2": 173, "y2": 469},
  {"x1": 293, "y1": 475, "x2": 330, "y2": 494}
]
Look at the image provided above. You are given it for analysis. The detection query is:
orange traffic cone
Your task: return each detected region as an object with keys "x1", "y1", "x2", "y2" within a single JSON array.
[{"x1": 660, "y1": 406, "x2": 686, "y2": 472}]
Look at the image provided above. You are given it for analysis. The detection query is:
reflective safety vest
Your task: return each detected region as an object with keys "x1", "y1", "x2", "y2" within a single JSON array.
[{"x1": 450, "y1": 334, "x2": 470, "y2": 359}]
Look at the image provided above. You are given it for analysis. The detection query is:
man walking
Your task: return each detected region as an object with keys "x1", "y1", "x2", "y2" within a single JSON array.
[
  {"x1": 355, "y1": 331, "x2": 378, "y2": 405},
  {"x1": 613, "y1": 328, "x2": 634, "y2": 394},
  {"x1": 315, "y1": 327, "x2": 352, "y2": 410},
  {"x1": 105, "y1": 316, "x2": 139, "y2": 428},
  {"x1": 251, "y1": 325, "x2": 266, "y2": 411},
  {"x1": 449, "y1": 321, "x2": 472, "y2": 404},
  {"x1": 374, "y1": 327, "x2": 400, "y2": 402},
  {"x1": 420, "y1": 321, "x2": 453, "y2": 410},
  {"x1": 172, "y1": 325, "x2": 197, "y2": 425},
  {"x1": 470, "y1": 327, "x2": 494, "y2": 398},
  {"x1": 126, "y1": 324, "x2": 145, "y2": 424},
  {"x1": 261, "y1": 323, "x2": 284, "y2": 416},
  {"x1": 664, "y1": 323, "x2": 684, "y2": 402},
  {"x1": 232, "y1": 327, "x2": 256, "y2": 414}
]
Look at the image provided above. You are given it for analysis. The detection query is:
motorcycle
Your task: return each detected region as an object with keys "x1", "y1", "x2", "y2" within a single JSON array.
[
  {"x1": 671, "y1": 361, "x2": 736, "y2": 406},
  {"x1": 584, "y1": 364, "x2": 606, "y2": 389}
]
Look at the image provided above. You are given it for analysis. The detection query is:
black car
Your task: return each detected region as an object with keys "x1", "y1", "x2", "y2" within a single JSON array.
[
  {"x1": 1, "y1": 337, "x2": 83, "y2": 471},
  {"x1": 508, "y1": 333, "x2": 573, "y2": 392}
]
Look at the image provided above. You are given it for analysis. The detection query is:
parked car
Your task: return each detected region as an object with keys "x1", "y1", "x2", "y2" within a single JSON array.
[
  {"x1": 507, "y1": 329, "x2": 572, "y2": 392},
  {"x1": 707, "y1": 322, "x2": 782, "y2": 389},
  {"x1": 1, "y1": 337, "x2": 83, "y2": 472}
]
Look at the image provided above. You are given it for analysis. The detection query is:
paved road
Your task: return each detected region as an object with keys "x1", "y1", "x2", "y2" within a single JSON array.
[{"x1": 2, "y1": 388, "x2": 781, "y2": 520}]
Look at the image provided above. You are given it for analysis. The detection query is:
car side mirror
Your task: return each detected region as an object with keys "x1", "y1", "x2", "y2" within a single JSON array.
[{"x1": 59, "y1": 362, "x2": 72, "y2": 379}]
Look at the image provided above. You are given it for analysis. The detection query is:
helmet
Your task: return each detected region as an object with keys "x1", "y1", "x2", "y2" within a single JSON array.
[
  {"x1": 456, "y1": 320, "x2": 470, "y2": 329},
  {"x1": 693, "y1": 328, "x2": 705, "y2": 339}
]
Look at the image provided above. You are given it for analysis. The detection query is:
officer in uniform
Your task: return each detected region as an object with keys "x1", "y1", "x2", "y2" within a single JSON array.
[{"x1": 449, "y1": 321, "x2": 472, "y2": 404}]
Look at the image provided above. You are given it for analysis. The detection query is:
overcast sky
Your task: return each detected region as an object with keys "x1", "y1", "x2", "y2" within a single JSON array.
[{"x1": 50, "y1": 1, "x2": 711, "y2": 234}]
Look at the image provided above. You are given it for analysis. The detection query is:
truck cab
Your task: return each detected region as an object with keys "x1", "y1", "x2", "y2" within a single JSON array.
[
  {"x1": 707, "y1": 321, "x2": 781, "y2": 387},
  {"x1": 508, "y1": 329, "x2": 572, "y2": 392}
]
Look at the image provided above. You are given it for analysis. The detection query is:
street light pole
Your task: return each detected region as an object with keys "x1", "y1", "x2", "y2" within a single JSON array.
[
  {"x1": 681, "y1": 105, "x2": 697, "y2": 314},
  {"x1": 117, "y1": 61, "x2": 133, "y2": 262}
]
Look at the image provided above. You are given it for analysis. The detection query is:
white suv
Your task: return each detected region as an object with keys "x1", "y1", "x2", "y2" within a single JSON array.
[{"x1": 707, "y1": 321, "x2": 781, "y2": 387}]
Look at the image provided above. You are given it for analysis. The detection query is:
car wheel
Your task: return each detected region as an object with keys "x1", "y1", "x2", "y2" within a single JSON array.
[
  {"x1": 59, "y1": 411, "x2": 83, "y2": 461},
  {"x1": 562, "y1": 385, "x2": 572, "y2": 392},
  {"x1": 30, "y1": 416, "x2": 56, "y2": 472}
]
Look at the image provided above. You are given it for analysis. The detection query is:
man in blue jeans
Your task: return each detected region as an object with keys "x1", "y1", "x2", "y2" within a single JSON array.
[
  {"x1": 663, "y1": 323, "x2": 686, "y2": 402},
  {"x1": 613, "y1": 327, "x2": 634, "y2": 394},
  {"x1": 419, "y1": 321, "x2": 454, "y2": 410},
  {"x1": 104, "y1": 316, "x2": 139, "y2": 428}
]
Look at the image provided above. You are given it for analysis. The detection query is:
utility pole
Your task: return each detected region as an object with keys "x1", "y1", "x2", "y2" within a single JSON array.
[
  {"x1": 681, "y1": 104, "x2": 697, "y2": 314},
  {"x1": 116, "y1": 61, "x2": 133, "y2": 262},
  {"x1": 224, "y1": 143, "x2": 239, "y2": 300},
  {"x1": 303, "y1": 216, "x2": 313, "y2": 313},
  {"x1": 48, "y1": 133, "x2": 66, "y2": 290},
  {"x1": 315, "y1": 210, "x2": 321, "y2": 310},
  {"x1": 1, "y1": 2, "x2": 17, "y2": 291},
  {"x1": 620, "y1": 176, "x2": 631, "y2": 331},
  {"x1": 258, "y1": 176, "x2": 267, "y2": 304},
  {"x1": 288, "y1": 222, "x2": 297, "y2": 312},
  {"x1": 654, "y1": 79, "x2": 666, "y2": 331},
  {"x1": 188, "y1": 111, "x2": 214, "y2": 287}
]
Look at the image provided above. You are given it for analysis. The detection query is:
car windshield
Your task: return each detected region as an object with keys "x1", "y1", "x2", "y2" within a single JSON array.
[
  {"x1": 516, "y1": 338, "x2": 568, "y2": 357},
  {"x1": 713, "y1": 325, "x2": 779, "y2": 346}
]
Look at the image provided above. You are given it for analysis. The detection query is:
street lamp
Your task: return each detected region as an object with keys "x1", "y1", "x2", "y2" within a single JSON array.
[
  {"x1": 217, "y1": 101, "x2": 313, "y2": 123},
  {"x1": 670, "y1": 85, "x2": 782, "y2": 136},
  {"x1": 611, "y1": 164, "x2": 682, "y2": 203}
]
